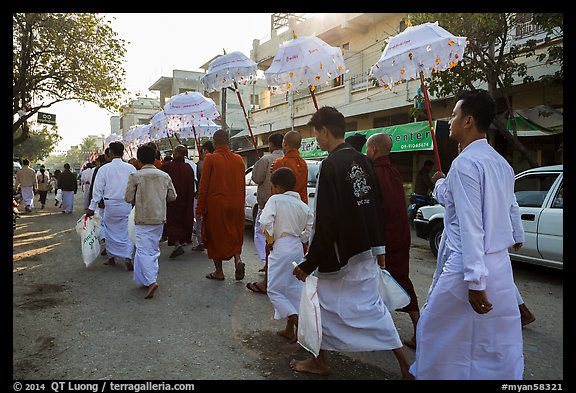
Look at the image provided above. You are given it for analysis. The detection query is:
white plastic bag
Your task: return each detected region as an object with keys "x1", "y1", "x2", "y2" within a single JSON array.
[
  {"x1": 75, "y1": 213, "x2": 102, "y2": 267},
  {"x1": 127, "y1": 207, "x2": 135, "y2": 244},
  {"x1": 297, "y1": 274, "x2": 322, "y2": 357},
  {"x1": 378, "y1": 268, "x2": 411, "y2": 311}
]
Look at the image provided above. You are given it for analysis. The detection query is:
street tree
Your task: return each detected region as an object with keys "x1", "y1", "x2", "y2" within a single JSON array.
[
  {"x1": 13, "y1": 123, "x2": 62, "y2": 163},
  {"x1": 409, "y1": 13, "x2": 563, "y2": 168},
  {"x1": 13, "y1": 13, "x2": 128, "y2": 146}
]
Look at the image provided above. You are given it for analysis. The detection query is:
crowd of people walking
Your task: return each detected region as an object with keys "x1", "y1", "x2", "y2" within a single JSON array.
[{"x1": 13, "y1": 89, "x2": 534, "y2": 380}]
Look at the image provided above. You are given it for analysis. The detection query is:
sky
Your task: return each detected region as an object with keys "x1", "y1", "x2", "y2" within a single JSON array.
[{"x1": 50, "y1": 13, "x2": 273, "y2": 153}]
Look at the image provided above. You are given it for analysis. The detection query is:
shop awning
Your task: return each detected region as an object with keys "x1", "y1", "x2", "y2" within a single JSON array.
[{"x1": 506, "y1": 105, "x2": 563, "y2": 137}]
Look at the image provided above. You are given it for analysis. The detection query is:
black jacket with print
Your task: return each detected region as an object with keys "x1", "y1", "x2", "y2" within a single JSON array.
[{"x1": 299, "y1": 143, "x2": 386, "y2": 275}]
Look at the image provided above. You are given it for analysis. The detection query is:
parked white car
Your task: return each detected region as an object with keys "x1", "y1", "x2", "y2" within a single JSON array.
[
  {"x1": 414, "y1": 164, "x2": 563, "y2": 269},
  {"x1": 244, "y1": 159, "x2": 321, "y2": 225}
]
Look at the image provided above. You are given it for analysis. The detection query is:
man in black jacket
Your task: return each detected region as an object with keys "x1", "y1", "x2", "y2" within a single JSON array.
[
  {"x1": 58, "y1": 163, "x2": 78, "y2": 214},
  {"x1": 291, "y1": 106, "x2": 412, "y2": 379}
]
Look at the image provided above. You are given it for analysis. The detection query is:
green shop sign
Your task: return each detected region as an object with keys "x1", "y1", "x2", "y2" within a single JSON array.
[{"x1": 300, "y1": 120, "x2": 435, "y2": 159}]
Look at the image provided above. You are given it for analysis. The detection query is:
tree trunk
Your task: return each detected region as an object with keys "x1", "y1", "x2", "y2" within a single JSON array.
[
  {"x1": 492, "y1": 116, "x2": 539, "y2": 168},
  {"x1": 13, "y1": 122, "x2": 30, "y2": 147}
]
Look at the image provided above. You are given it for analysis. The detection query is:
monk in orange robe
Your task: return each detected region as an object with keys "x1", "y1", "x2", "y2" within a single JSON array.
[
  {"x1": 195, "y1": 129, "x2": 246, "y2": 281},
  {"x1": 270, "y1": 130, "x2": 308, "y2": 204}
]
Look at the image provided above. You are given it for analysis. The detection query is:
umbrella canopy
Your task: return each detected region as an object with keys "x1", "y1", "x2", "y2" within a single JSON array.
[
  {"x1": 179, "y1": 119, "x2": 220, "y2": 139},
  {"x1": 369, "y1": 21, "x2": 467, "y2": 89},
  {"x1": 265, "y1": 35, "x2": 346, "y2": 93},
  {"x1": 163, "y1": 91, "x2": 220, "y2": 123},
  {"x1": 201, "y1": 51, "x2": 258, "y2": 92},
  {"x1": 104, "y1": 133, "x2": 122, "y2": 146},
  {"x1": 150, "y1": 110, "x2": 182, "y2": 141}
]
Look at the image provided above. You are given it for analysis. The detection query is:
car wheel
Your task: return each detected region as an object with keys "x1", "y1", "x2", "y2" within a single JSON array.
[{"x1": 429, "y1": 222, "x2": 443, "y2": 258}]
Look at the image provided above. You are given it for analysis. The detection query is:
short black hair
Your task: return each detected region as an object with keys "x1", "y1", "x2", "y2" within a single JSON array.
[
  {"x1": 455, "y1": 89, "x2": 496, "y2": 133},
  {"x1": 64, "y1": 163, "x2": 70, "y2": 169},
  {"x1": 109, "y1": 141, "x2": 124, "y2": 157},
  {"x1": 201, "y1": 140, "x2": 214, "y2": 153},
  {"x1": 271, "y1": 167, "x2": 296, "y2": 191},
  {"x1": 22, "y1": 159, "x2": 29, "y2": 165},
  {"x1": 104, "y1": 147, "x2": 110, "y2": 156},
  {"x1": 268, "y1": 132, "x2": 284, "y2": 150},
  {"x1": 137, "y1": 145, "x2": 156, "y2": 165},
  {"x1": 307, "y1": 106, "x2": 346, "y2": 139},
  {"x1": 97, "y1": 154, "x2": 107, "y2": 164},
  {"x1": 345, "y1": 133, "x2": 367, "y2": 152}
]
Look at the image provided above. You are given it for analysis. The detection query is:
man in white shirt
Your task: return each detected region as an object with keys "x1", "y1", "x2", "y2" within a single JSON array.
[
  {"x1": 86, "y1": 141, "x2": 137, "y2": 271},
  {"x1": 80, "y1": 163, "x2": 94, "y2": 210},
  {"x1": 409, "y1": 89, "x2": 524, "y2": 380}
]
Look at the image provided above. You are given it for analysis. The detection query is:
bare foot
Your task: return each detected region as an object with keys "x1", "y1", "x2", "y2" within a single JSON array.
[
  {"x1": 289, "y1": 358, "x2": 329, "y2": 376},
  {"x1": 276, "y1": 329, "x2": 297, "y2": 343}
]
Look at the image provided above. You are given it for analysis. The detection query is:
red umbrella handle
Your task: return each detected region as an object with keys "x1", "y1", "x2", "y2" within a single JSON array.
[
  {"x1": 309, "y1": 86, "x2": 319, "y2": 111},
  {"x1": 233, "y1": 81, "x2": 261, "y2": 158},
  {"x1": 419, "y1": 70, "x2": 442, "y2": 173}
]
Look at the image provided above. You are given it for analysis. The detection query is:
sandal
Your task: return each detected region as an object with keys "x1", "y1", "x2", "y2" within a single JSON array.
[
  {"x1": 235, "y1": 262, "x2": 245, "y2": 281},
  {"x1": 169, "y1": 246, "x2": 184, "y2": 258},
  {"x1": 246, "y1": 282, "x2": 266, "y2": 294},
  {"x1": 206, "y1": 272, "x2": 225, "y2": 281},
  {"x1": 191, "y1": 244, "x2": 205, "y2": 252}
]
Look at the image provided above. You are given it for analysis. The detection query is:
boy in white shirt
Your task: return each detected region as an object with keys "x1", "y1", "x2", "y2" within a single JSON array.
[{"x1": 257, "y1": 167, "x2": 314, "y2": 342}]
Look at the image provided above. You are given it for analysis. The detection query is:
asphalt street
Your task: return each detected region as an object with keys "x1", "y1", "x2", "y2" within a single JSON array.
[{"x1": 12, "y1": 191, "x2": 563, "y2": 381}]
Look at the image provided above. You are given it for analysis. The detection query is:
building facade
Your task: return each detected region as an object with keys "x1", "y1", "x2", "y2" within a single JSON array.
[{"x1": 239, "y1": 12, "x2": 562, "y2": 185}]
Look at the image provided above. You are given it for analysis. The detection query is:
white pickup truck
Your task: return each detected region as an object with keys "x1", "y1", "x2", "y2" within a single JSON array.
[{"x1": 414, "y1": 164, "x2": 563, "y2": 269}]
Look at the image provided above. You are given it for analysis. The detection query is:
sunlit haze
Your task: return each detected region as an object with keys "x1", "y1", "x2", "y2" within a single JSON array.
[{"x1": 50, "y1": 13, "x2": 273, "y2": 153}]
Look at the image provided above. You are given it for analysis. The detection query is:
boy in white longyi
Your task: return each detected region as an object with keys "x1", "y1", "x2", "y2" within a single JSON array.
[{"x1": 258, "y1": 167, "x2": 314, "y2": 342}]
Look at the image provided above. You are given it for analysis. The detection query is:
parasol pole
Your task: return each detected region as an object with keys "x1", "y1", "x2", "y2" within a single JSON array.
[
  {"x1": 309, "y1": 86, "x2": 319, "y2": 111},
  {"x1": 233, "y1": 80, "x2": 261, "y2": 158},
  {"x1": 174, "y1": 132, "x2": 183, "y2": 145},
  {"x1": 191, "y1": 125, "x2": 201, "y2": 157},
  {"x1": 419, "y1": 70, "x2": 442, "y2": 173}
]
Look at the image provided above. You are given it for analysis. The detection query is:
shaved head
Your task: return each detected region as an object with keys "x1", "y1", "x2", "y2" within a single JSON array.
[
  {"x1": 173, "y1": 145, "x2": 188, "y2": 158},
  {"x1": 213, "y1": 129, "x2": 229, "y2": 147},
  {"x1": 283, "y1": 130, "x2": 302, "y2": 150},
  {"x1": 366, "y1": 133, "x2": 393, "y2": 161}
]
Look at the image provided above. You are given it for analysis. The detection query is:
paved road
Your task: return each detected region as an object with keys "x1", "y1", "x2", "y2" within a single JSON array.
[{"x1": 12, "y1": 191, "x2": 563, "y2": 381}]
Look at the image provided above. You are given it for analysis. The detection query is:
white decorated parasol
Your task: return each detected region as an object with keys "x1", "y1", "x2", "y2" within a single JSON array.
[
  {"x1": 265, "y1": 35, "x2": 346, "y2": 110},
  {"x1": 202, "y1": 50, "x2": 260, "y2": 156},
  {"x1": 370, "y1": 21, "x2": 467, "y2": 172}
]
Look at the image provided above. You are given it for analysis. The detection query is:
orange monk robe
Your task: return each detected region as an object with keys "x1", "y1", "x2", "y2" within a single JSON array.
[
  {"x1": 195, "y1": 145, "x2": 245, "y2": 260},
  {"x1": 270, "y1": 148, "x2": 308, "y2": 204}
]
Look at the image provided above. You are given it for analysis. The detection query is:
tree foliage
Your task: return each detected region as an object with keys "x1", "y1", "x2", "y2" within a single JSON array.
[
  {"x1": 409, "y1": 13, "x2": 563, "y2": 96},
  {"x1": 13, "y1": 124, "x2": 62, "y2": 163},
  {"x1": 408, "y1": 13, "x2": 563, "y2": 167},
  {"x1": 13, "y1": 13, "x2": 128, "y2": 146}
]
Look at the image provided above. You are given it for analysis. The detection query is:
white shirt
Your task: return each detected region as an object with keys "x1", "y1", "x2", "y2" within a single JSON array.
[
  {"x1": 89, "y1": 158, "x2": 136, "y2": 211},
  {"x1": 435, "y1": 138, "x2": 517, "y2": 290},
  {"x1": 259, "y1": 191, "x2": 314, "y2": 244},
  {"x1": 81, "y1": 168, "x2": 94, "y2": 185},
  {"x1": 184, "y1": 157, "x2": 198, "y2": 193}
]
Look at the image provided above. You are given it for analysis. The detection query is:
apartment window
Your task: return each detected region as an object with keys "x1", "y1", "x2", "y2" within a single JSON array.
[
  {"x1": 250, "y1": 94, "x2": 260, "y2": 109},
  {"x1": 373, "y1": 113, "x2": 411, "y2": 128},
  {"x1": 515, "y1": 13, "x2": 545, "y2": 39},
  {"x1": 399, "y1": 19, "x2": 407, "y2": 33}
]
